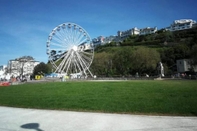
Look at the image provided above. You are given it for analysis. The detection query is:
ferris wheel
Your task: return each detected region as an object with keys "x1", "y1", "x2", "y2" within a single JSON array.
[{"x1": 46, "y1": 22, "x2": 94, "y2": 77}]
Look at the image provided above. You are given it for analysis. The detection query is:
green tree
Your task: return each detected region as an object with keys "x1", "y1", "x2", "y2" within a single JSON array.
[
  {"x1": 173, "y1": 44, "x2": 190, "y2": 60},
  {"x1": 91, "y1": 52, "x2": 113, "y2": 76},
  {"x1": 112, "y1": 47, "x2": 133, "y2": 76},
  {"x1": 130, "y1": 47, "x2": 160, "y2": 75},
  {"x1": 191, "y1": 44, "x2": 197, "y2": 65},
  {"x1": 33, "y1": 62, "x2": 50, "y2": 76}
]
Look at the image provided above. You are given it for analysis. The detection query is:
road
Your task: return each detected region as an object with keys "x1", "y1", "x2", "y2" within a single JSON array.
[{"x1": 0, "y1": 106, "x2": 197, "y2": 131}]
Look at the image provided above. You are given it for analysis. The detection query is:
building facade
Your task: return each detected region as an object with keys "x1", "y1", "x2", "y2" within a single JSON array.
[
  {"x1": 166, "y1": 19, "x2": 196, "y2": 31},
  {"x1": 176, "y1": 59, "x2": 197, "y2": 73},
  {"x1": 117, "y1": 27, "x2": 140, "y2": 39},
  {"x1": 0, "y1": 65, "x2": 7, "y2": 79},
  {"x1": 92, "y1": 18, "x2": 196, "y2": 47},
  {"x1": 139, "y1": 27, "x2": 157, "y2": 35},
  {"x1": 7, "y1": 60, "x2": 39, "y2": 76},
  {"x1": 92, "y1": 35, "x2": 117, "y2": 47}
]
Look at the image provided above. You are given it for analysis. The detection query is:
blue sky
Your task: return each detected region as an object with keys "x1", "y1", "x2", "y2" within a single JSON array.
[{"x1": 0, "y1": 0, "x2": 197, "y2": 65}]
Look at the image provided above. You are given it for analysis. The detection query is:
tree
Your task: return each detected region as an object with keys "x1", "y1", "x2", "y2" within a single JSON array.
[
  {"x1": 191, "y1": 44, "x2": 197, "y2": 65},
  {"x1": 112, "y1": 47, "x2": 133, "y2": 76},
  {"x1": 173, "y1": 44, "x2": 190, "y2": 60},
  {"x1": 33, "y1": 62, "x2": 50, "y2": 76},
  {"x1": 130, "y1": 47, "x2": 160, "y2": 75},
  {"x1": 91, "y1": 52, "x2": 113, "y2": 76}
]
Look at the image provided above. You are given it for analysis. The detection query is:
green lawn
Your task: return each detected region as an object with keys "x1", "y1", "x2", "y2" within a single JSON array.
[{"x1": 0, "y1": 80, "x2": 197, "y2": 116}]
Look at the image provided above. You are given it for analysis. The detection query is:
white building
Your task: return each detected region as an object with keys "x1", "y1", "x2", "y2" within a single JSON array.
[
  {"x1": 8, "y1": 59, "x2": 39, "y2": 76},
  {"x1": 0, "y1": 65, "x2": 7, "y2": 79},
  {"x1": 103, "y1": 35, "x2": 117, "y2": 44},
  {"x1": 92, "y1": 36, "x2": 105, "y2": 47},
  {"x1": 93, "y1": 18, "x2": 196, "y2": 47},
  {"x1": 176, "y1": 59, "x2": 197, "y2": 73},
  {"x1": 93, "y1": 35, "x2": 117, "y2": 47},
  {"x1": 166, "y1": 19, "x2": 196, "y2": 31},
  {"x1": 139, "y1": 27, "x2": 157, "y2": 35},
  {"x1": 117, "y1": 27, "x2": 140, "y2": 39}
]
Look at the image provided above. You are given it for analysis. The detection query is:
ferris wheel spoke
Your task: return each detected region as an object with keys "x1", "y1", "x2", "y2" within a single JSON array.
[
  {"x1": 74, "y1": 29, "x2": 82, "y2": 41},
  {"x1": 65, "y1": 56, "x2": 73, "y2": 74},
  {"x1": 57, "y1": 52, "x2": 69, "y2": 70},
  {"x1": 75, "y1": 51, "x2": 90, "y2": 70},
  {"x1": 80, "y1": 54, "x2": 92, "y2": 65},
  {"x1": 57, "y1": 28, "x2": 66, "y2": 41},
  {"x1": 52, "y1": 36, "x2": 66, "y2": 45},
  {"x1": 73, "y1": 58, "x2": 81, "y2": 73},
  {"x1": 53, "y1": 51, "x2": 67, "y2": 64},
  {"x1": 79, "y1": 52, "x2": 91, "y2": 64},
  {"x1": 52, "y1": 30, "x2": 65, "y2": 43},
  {"x1": 75, "y1": 30, "x2": 86, "y2": 44},
  {"x1": 56, "y1": 27, "x2": 68, "y2": 42},
  {"x1": 75, "y1": 55, "x2": 85, "y2": 72},
  {"x1": 63, "y1": 27, "x2": 72, "y2": 45},
  {"x1": 73, "y1": 52, "x2": 84, "y2": 70},
  {"x1": 60, "y1": 27, "x2": 73, "y2": 47},
  {"x1": 50, "y1": 42, "x2": 66, "y2": 48},
  {"x1": 67, "y1": 27, "x2": 73, "y2": 44},
  {"x1": 72, "y1": 29, "x2": 78, "y2": 46},
  {"x1": 60, "y1": 27, "x2": 70, "y2": 45},
  {"x1": 74, "y1": 28, "x2": 82, "y2": 45},
  {"x1": 77, "y1": 37, "x2": 88, "y2": 45},
  {"x1": 62, "y1": 50, "x2": 74, "y2": 73},
  {"x1": 70, "y1": 26, "x2": 75, "y2": 44},
  {"x1": 79, "y1": 51, "x2": 93, "y2": 57},
  {"x1": 72, "y1": 28, "x2": 78, "y2": 44},
  {"x1": 55, "y1": 54, "x2": 69, "y2": 73}
]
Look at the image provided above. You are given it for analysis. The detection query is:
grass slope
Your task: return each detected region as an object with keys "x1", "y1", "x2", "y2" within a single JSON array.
[{"x1": 0, "y1": 80, "x2": 197, "y2": 116}]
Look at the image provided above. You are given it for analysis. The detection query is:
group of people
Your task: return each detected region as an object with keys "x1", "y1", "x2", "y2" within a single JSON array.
[
  {"x1": 10, "y1": 75, "x2": 28, "y2": 82},
  {"x1": 0, "y1": 75, "x2": 28, "y2": 83}
]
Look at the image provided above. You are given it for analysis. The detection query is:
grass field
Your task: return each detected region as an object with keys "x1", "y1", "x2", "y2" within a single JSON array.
[{"x1": 0, "y1": 80, "x2": 197, "y2": 116}]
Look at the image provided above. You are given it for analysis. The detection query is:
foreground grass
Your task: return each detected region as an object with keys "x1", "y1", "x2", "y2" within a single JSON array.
[{"x1": 0, "y1": 80, "x2": 197, "y2": 116}]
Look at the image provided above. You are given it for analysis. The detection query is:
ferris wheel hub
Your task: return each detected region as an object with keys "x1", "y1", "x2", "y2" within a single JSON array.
[{"x1": 72, "y1": 45, "x2": 78, "y2": 51}]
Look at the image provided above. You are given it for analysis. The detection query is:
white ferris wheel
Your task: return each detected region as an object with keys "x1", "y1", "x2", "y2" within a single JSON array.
[{"x1": 46, "y1": 22, "x2": 94, "y2": 77}]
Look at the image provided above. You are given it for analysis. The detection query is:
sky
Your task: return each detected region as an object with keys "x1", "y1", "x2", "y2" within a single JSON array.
[{"x1": 0, "y1": 0, "x2": 197, "y2": 65}]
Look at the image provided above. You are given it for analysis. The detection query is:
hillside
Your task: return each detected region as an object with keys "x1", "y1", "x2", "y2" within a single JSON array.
[{"x1": 92, "y1": 27, "x2": 197, "y2": 77}]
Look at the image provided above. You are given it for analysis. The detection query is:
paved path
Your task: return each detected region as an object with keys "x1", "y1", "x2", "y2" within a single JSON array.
[{"x1": 0, "y1": 106, "x2": 197, "y2": 131}]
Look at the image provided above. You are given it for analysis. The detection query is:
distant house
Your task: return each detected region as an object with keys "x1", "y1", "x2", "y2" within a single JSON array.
[
  {"x1": 92, "y1": 18, "x2": 197, "y2": 47},
  {"x1": 117, "y1": 27, "x2": 140, "y2": 39},
  {"x1": 0, "y1": 65, "x2": 7, "y2": 79},
  {"x1": 166, "y1": 19, "x2": 196, "y2": 31},
  {"x1": 139, "y1": 27, "x2": 157, "y2": 35},
  {"x1": 7, "y1": 59, "x2": 39, "y2": 76},
  {"x1": 92, "y1": 35, "x2": 118, "y2": 47},
  {"x1": 176, "y1": 59, "x2": 197, "y2": 73},
  {"x1": 92, "y1": 36, "x2": 105, "y2": 47}
]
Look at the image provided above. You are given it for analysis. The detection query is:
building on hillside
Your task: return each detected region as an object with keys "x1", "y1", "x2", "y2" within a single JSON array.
[
  {"x1": 139, "y1": 27, "x2": 157, "y2": 35},
  {"x1": 93, "y1": 18, "x2": 196, "y2": 47},
  {"x1": 117, "y1": 27, "x2": 140, "y2": 39},
  {"x1": 0, "y1": 65, "x2": 7, "y2": 79},
  {"x1": 176, "y1": 59, "x2": 197, "y2": 73},
  {"x1": 0, "y1": 65, "x2": 7, "y2": 72},
  {"x1": 7, "y1": 59, "x2": 39, "y2": 76},
  {"x1": 103, "y1": 35, "x2": 117, "y2": 44},
  {"x1": 92, "y1": 35, "x2": 118, "y2": 47},
  {"x1": 166, "y1": 19, "x2": 196, "y2": 31},
  {"x1": 92, "y1": 36, "x2": 105, "y2": 47}
]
